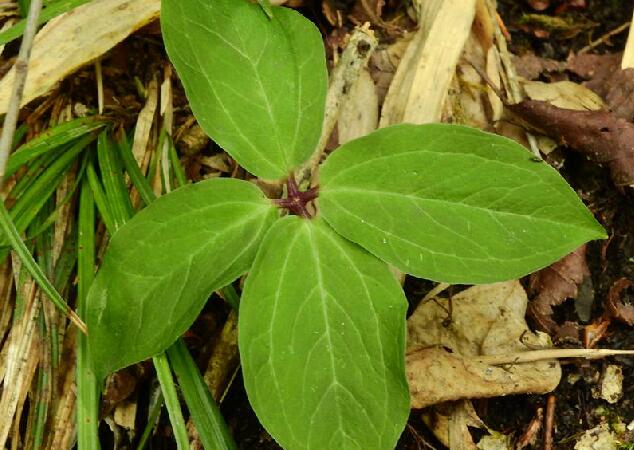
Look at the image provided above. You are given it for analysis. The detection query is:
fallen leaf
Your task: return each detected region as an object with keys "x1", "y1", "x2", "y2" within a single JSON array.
[
  {"x1": 528, "y1": 245, "x2": 591, "y2": 333},
  {"x1": 513, "y1": 52, "x2": 563, "y2": 80},
  {"x1": 522, "y1": 80, "x2": 604, "y2": 111},
  {"x1": 0, "y1": 0, "x2": 160, "y2": 114},
  {"x1": 407, "y1": 281, "x2": 561, "y2": 409},
  {"x1": 605, "y1": 278, "x2": 634, "y2": 325}
]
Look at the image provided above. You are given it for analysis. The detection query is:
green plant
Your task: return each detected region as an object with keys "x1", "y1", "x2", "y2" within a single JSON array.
[{"x1": 84, "y1": 0, "x2": 606, "y2": 448}]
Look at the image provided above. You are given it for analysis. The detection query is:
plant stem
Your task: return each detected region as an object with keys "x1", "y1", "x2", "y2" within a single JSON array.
[
  {"x1": 0, "y1": 0, "x2": 43, "y2": 184},
  {"x1": 152, "y1": 354, "x2": 189, "y2": 450}
]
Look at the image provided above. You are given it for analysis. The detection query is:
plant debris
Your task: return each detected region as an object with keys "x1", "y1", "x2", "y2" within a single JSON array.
[{"x1": 528, "y1": 245, "x2": 590, "y2": 335}]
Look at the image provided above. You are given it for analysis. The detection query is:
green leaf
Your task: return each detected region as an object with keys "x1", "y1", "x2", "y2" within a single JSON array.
[
  {"x1": 86, "y1": 178, "x2": 278, "y2": 380},
  {"x1": 161, "y1": 0, "x2": 327, "y2": 180},
  {"x1": 240, "y1": 216, "x2": 409, "y2": 450},
  {"x1": 320, "y1": 123, "x2": 606, "y2": 284}
]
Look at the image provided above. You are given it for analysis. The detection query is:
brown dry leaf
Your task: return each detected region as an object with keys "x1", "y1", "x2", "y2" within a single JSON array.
[
  {"x1": 522, "y1": 80, "x2": 604, "y2": 110},
  {"x1": 528, "y1": 245, "x2": 591, "y2": 333},
  {"x1": 380, "y1": 0, "x2": 477, "y2": 126},
  {"x1": 605, "y1": 278, "x2": 634, "y2": 325},
  {"x1": 422, "y1": 401, "x2": 484, "y2": 449},
  {"x1": 513, "y1": 53, "x2": 563, "y2": 80},
  {"x1": 0, "y1": 0, "x2": 160, "y2": 114},
  {"x1": 407, "y1": 281, "x2": 561, "y2": 409}
]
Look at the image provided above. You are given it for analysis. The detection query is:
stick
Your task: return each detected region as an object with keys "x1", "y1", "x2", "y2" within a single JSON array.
[
  {"x1": 475, "y1": 348, "x2": 634, "y2": 366},
  {"x1": 0, "y1": 0, "x2": 43, "y2": 186}
]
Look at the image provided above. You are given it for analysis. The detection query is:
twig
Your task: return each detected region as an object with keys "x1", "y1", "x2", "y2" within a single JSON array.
[
  {"x1": 543, "y1": 395, "x2": 556, "y2": 450},
  {"x1": 0, "y1": 0, "x2": 43, "y2": 186},
  {"x1": 579, "y1": 21, "x2": 631, "y2": 55},
  {"x1": 475, "y1": 348, "x2": 634, "y2": 366}
]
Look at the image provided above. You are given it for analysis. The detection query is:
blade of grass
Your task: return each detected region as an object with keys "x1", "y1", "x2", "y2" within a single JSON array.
[
  {"x1": 97, "y1": 131, "x2": 133, "y2": 228},
  {"x1": 26, "y1": 152, "x2": 89, "y2": 241},
  {"x1": 135, "y1": 385, "x2": 164, "y2": 450},
  {"x1": 7, "y1": 134, "x2": 93, "y2": 242},
  {"x1": 86, "y1": 160, "x2": 115, "y2": 235},
  {"x1": 0, "y1": 201, "x2": 86, "y2": 332},
  {"x1": 152, "y1": 355, "x2": 189, "y2": 450},
  {"x1": 0, "y1": 0, "x2": 92, "y2": 47},
  {"x1": 117, "y1": 135, "x2": 156, "y2": 206},
  {"x1": 167, "y1": 135, "x2": 187, "y2": 188},
  {"x1": 77, "y1": 176, "x2": 100, "y2": 450},
  {"x1": 31, "y1": 309, "x2": 50, "y2": 449},
  {"x1": 6, "y1": 119, "x2": 104, "y2": 179},
  {"x1": 166, "y1": 339, "x2": 236, "y2": 450}
]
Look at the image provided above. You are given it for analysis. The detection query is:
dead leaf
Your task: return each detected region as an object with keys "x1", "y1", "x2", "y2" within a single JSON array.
[
  {"x1": 605, "y1": 278, "x2": 634, "y2": 325},
  {"x1": 0, "y1": 0, "x2": 160, "y2": 114},
  {"x1": 514, "y1": 52, "x2": 563, "y2": 81},
  {"x1": 407, "y1": 281, "x2": 561, "y2": 409},
  {"x1": 528, "y1": 245, "x2": 591, "y2": 333},
  {"x1": 522, "y1": 80, "x2": 604, "y2": 111},
  {"x1": 422, "y1": 401, "x2": 484, "y2": 449}
]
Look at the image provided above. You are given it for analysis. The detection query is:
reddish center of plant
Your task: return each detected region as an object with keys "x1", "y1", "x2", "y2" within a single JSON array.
[{"x1": 274, "y1": 175, "x2": 318, "y2": 219}]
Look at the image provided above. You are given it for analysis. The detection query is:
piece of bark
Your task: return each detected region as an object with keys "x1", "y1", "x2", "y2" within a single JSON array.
[
  {"x1": 528, "y1": 246, "x2": 590, "y2": 333},
  {"x1": 605, "y1": 278, "x2": 634, "y2": 325}
]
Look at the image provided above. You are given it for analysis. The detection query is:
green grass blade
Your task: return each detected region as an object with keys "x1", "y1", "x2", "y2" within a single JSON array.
[
  {"x1": 27, "y1": 153, "x2": 88, "y2": 241},
  {"x1": 166, "y1": 339, "x2": 237, "y2": 450},
  {"x1": 117, "y1": 135, "x2": 156, "y2": 206},
  {"x1": 0, "y1": 199, "x2": 86, "y2": 332},
  {"x1": 6, "y1": 118, "x2": 104, "y2": 178},
  {"x1": 135, "y1": 386, "x2": 164, "y2": 450},
  {"x1": 152, "y1": 354, "x2": 189, "y2": 450},
  {"x1": 97, "y1": 131, "x2": 133, "y2": 227},
  {"x1": 77, "y1": 177, "x2": 101, "y2": 450},
  {"x1": 167, "y1": 136, "x2": 187, "y2": 188},
  {"x1": 7, "y1": 134, "x2": 93, "y2": 243},
  {"x1": 0, "y1": 0, "x2": 93, "y2": 46},
  {"x1": 86, "y1": 160, "x2": 115, "y2": 235}
]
